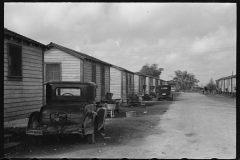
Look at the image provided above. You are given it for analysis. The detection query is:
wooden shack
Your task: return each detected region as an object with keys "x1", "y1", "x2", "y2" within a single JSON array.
[
  {"x1": 110, "y1": 65, "x2": 122, "y2": 99},
  {"x1": 216, "y1": 75, "x2": 236, "y2": 93},
  {"x1": 44, "y1": 42, "x2": 111, "y2": 102},
  {"x1": 4, "y1": 28, "x2": 46, "y2": 122},
  {"x1": 109, "y1": 65, "x2": 134, "y2": 105}
]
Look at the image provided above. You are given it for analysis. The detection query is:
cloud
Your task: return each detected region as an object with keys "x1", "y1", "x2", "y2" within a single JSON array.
[{"x1": 4, "y1": 3, "x2": 236, "y2": 84}]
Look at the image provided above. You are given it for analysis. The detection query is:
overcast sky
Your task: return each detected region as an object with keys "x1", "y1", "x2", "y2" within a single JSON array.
[{"x1": 4, "y1": 3, "x2": 236, "y2": 85}]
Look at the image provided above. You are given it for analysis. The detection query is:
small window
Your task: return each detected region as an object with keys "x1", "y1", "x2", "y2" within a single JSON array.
[
  {"x1": 45, "y1": 63, "x2": 61, "y2": 82},
  {"x1": 161, "y1": 87, "x2": 168, "y2": 89},
  {"x1": 56, "y1": 88, "x2": 81, "y2": 96},
  {"x1": 8, "y1": 43, "x2": 22, "y2": 80}
]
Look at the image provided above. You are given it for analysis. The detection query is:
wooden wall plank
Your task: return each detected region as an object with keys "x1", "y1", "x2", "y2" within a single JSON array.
[
  {"x1": 83, "y1": 60, "x2": 92, "y2": 82},
  {"x1": 5, "y1": 104, "x2": 42, "y2": 113},
  {"x1": 4, "y1": 100, "x2": 42, "y2": 108},
  {"x1": 105, "y1": 66, "x2": 110, "y2": 94},
  {"x1": 122, "y1": 72, "x2": 127, "y2": 103},
  {"x1": 96, "y1": 64, "x2": 101, "y2": 102},
  {"x1": 134, "y1": 74, "x2": 139, "y2": 94},
  {"x1": 4, "y1": 84, "x2": 43, "y2": 90},
  {"x1": 4, "y1": 96, "x2": 43, "y2": 104},
  {"x1": 4, "y1": 92, "x2": 42, "y2": 99},
  {"x1": 4, "y1": 89, "x2": 42, "y2": 95},
  {"x1": 110, "y1": 67, "x2": 122, "y2": 99},
  {"x1": 146, "y1": 77, "x2": 149, "y2": 94},
  {"x1": 4, "y1": 107, "x2": 41, "y2": 119}
]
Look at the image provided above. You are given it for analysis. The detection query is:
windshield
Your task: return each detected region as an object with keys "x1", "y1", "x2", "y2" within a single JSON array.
[{"x1": 56, "y1": 87, "x2": 81, "y2": 97}]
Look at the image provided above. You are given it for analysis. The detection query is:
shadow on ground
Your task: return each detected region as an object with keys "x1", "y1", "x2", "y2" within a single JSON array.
[{"x1": 4, "y1": 93, "x2": 182, "y2": 158}]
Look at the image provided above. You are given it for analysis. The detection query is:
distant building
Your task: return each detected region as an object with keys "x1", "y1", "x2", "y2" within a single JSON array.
[{"x1": 215, "y1": 75, "x2": 236, "y2": 93}]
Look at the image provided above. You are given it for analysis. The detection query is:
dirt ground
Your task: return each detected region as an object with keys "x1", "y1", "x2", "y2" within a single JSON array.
[{"x1": 4, "y1": 92, "x2": 236, "y2": 159}]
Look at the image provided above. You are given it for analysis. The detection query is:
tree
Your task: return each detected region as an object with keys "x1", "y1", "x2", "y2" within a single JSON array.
[
  {"x1": 173, "y1": 70, "x2": 199, "y2": 91},
  {"x1": 139, "y1": 63, "x2": 164, "y2": 78},
  {"x1": 206, "y1": 78, "x2": 216, "y2": 90}
]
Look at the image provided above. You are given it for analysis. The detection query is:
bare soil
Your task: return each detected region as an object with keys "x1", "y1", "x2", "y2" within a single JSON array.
[{"x1": 4, "y1": 92, "x2": 236, "y2": 159}]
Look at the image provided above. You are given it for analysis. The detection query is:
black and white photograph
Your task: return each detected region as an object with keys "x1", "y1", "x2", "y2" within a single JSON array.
[{"x1": 4, "y1": 2, "x2": 236, "y2": 159}]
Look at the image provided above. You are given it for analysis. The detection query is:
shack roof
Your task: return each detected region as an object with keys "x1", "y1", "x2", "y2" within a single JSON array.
[
  {"x1": 110, "y1": 65, "x2": 135, "y2": 74},
  {"x1": 216, "y1": 75, "x2": 236, "y2": 81},
  {"x1": 47, "y1": 42, "x2": 111, "y2": 66},
  {"x1": 4, "y1": 28, "x2": 46, "y2": 48}
]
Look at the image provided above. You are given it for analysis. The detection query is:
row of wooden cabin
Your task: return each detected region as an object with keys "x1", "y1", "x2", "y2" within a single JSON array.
[
  {"x1": 4, "y1": 28, "x2": 167, "y2": 122},
  {"x1": 215, "y1": 75, "x2": 236, "y2": 93}
]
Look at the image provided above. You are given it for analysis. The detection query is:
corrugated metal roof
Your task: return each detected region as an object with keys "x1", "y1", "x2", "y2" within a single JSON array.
[
  {"x1": 4, "y1": 28, "x2": 46, "y2": 48},
  {"x1": 216, "y1": 75, "x2": 236, "y2": 81},
  {"x1": 47, "y1": 42, "x2": 112, "y2": 66}
]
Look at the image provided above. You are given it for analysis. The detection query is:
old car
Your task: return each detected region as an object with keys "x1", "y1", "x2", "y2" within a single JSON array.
[
  {"x1": 157, "y1": 85, "x2": 173, "y2": 101},
  {"x1": 26, "y1": 81, "x2": 107, "y2": 144}
]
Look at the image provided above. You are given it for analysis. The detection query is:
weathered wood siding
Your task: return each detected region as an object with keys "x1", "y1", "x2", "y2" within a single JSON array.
[
  {"x1": 45, "y1": 48, "x2": 81, "y2": 81},
  {"x1": 146, "y1": 77, "x2": 149, "y2": 94},
  {"x1": 139, "y1": 75, "x2": 143, "y2": 93},
  {"x1": 130, "y1": 73, "x2": 134, "y2": 94},
  {"x1": 110, "y1": 67, "x2": 122, "y2": 99},
  {"x1": 153, "y1": 78, "x2": 156, "y2": 92},
  {"x1": 149, "y1": 77, "x2": 153, "y2": 93},
  {"x1": 122, "y1": 72, "x2": 127, "y2": 105},
  {"x1": 232, "y1": 78, "x2": 236, "y2": 92},
  {"x1": 96, "y1": 63, "x2": 101, "y2": 102},
  {"x1": 105, "y1": 66, "x2": 110, "y2": 95},
  {"x1": 134, "y1": 74, "x2": 139, "y2": 94},
  {"x1": 83, "y1": 60, "x2": 92, "y2": 82},
  {"x1": 4, "y1": 40, "x2": 43, "y2": 122}
]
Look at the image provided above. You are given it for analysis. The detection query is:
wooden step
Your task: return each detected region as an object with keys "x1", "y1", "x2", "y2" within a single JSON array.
[{"x1": 4, "y1": 142, "x2": 20, "y2": 149}]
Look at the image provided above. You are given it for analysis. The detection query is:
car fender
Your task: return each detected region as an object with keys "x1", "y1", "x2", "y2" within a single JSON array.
[
  {"x1": 27, "y1": 111, "x2": 40, "y2": 129},
  {"x1": 83, "y1": 111, "x2": 97, "y2": 135}
]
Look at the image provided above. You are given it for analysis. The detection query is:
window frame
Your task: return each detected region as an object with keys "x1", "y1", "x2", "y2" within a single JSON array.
[
  {"x1": 55, "y1": 87, "x2": 81, "y2": 97},
  {"x1": 7, "y1": 42, "x2": 23, "y2": 81},
  {"x1": 44, "y1": 62, "x2": 62, "y2": 83}
]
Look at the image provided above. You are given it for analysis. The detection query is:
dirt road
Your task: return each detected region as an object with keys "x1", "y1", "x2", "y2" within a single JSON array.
[{"x1": 4, "y1": 92, "x2": 236, "y2": 159}]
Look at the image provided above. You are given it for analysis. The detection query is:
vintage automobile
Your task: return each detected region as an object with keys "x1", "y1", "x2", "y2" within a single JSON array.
[
  {"x1": 157, "y1": 85, "x2": 173, "y2": 101},
  {"x1": 26, "y1": 81, "x2": 107, "y2": 144}
]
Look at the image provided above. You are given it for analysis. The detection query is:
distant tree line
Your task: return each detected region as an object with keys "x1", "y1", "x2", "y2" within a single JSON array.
[{"x1": 173, "y1": 70, "x2": 199, "y2": 91}]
